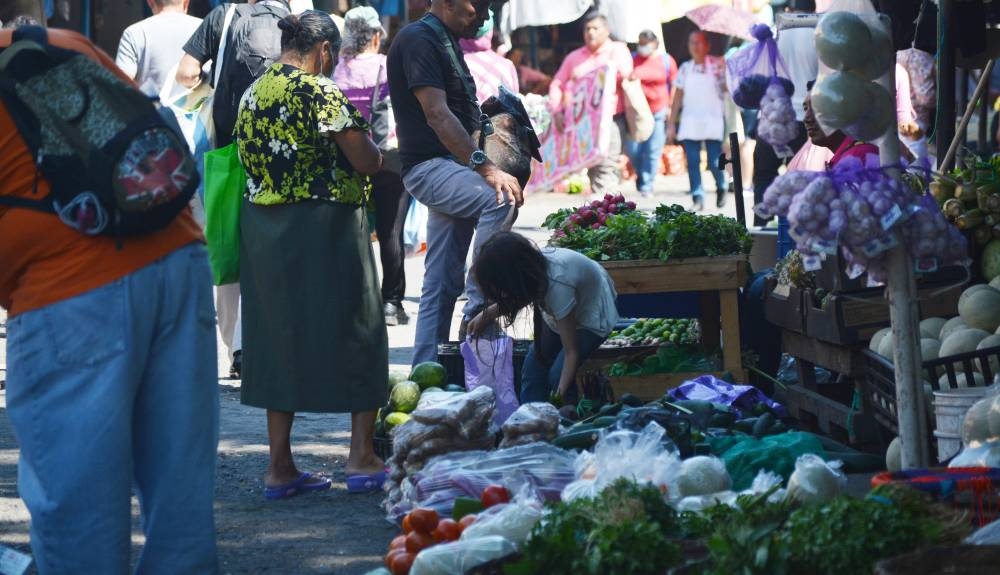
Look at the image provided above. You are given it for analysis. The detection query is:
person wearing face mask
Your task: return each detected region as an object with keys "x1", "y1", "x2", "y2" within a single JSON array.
[
  {"x1": 625, "y1": 30, "x2": 673, "y2": 197},
  {"x1": 233, "y1": 11, "x2": 389, "y2": 499},
  {"x1": 460, "y1": 10, "x2": 519, "y2": 103},
  {"x1": 549, "y1": 13, "x2": 634, "y2": 196}
]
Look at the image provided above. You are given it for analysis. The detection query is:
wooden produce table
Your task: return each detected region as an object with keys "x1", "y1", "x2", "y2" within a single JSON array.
[{"x1": 597, "y1": 256, "x2": 749, "y2": 401}]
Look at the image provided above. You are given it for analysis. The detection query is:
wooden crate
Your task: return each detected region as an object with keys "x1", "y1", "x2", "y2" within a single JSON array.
[
  {"x1": 804, "y1": 282, "x2": 962, "y2": 346},
  {"x1": 764, "y1": 278, "x2": 807, "y2": 333},
  {"x1": 608, "y1": 372, "x2": 726, "y2": 402},
  {"x1": 601, "y1": 256, "x2": 748, "y2": 381}
]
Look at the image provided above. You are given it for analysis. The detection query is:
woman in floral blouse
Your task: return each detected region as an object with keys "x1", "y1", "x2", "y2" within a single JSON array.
[{"x1": 234, "y1": 11, "x2": 387, "y2": 500}]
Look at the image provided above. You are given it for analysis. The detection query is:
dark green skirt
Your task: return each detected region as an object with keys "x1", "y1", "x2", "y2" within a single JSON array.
[{"x1": 239, "y1": 199, "x2": 388, "y2": 413}]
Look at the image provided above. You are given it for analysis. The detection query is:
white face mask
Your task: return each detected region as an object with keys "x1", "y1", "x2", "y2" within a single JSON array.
[{"x1": 637, "y1": 44, "x2": 655, "y2": 57}]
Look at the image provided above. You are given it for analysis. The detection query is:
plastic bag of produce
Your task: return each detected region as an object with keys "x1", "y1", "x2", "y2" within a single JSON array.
[
  {"x1": 726, "y1": 24, "x2": 794, "y2": 110},
  {"x1": 410, "y1": 535, "x2": 517, "y2": 575},
  {"x1": 411, "y1": 385, "x2": 498, "y2": 439},
  {"x1": 949, "y1": 440, "x2": 1000, "y2": 468},
  {"x1": 785, "y1": 454, "x2": 846, "y2": 504},
  {"x1": 562, "y1": 422, "x2": 681, "y2": 501},
  {"x1": 387, "y1": 443, "x2": 577, "y2": 523},
  {"x1": 500, "y1": 402, "x2": 560, "y2": 448},
  {"x1": 459, "y1": 488, "x2": 544, "y2": 547},
  {"x1": 966, "y1": 518, "x2": 1000, "y2": 545},
  {"x1": 461, "y1": 336, "x2": 519, "y2": 427}
]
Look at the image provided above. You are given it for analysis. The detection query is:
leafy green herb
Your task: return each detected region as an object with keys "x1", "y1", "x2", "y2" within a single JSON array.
[{"x1": 505, "y1": 480, "x2": 682, "y2": 575}]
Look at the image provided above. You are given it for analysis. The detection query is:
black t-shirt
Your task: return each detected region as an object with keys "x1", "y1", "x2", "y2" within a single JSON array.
[{"x1": 387, "y1": 15, "x2": 481, "y2": 171}]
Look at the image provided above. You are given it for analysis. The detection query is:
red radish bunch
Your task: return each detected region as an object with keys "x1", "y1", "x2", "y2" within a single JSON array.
[{"x1": 562, "y1": 194, "x2": 636, "y2": 234}]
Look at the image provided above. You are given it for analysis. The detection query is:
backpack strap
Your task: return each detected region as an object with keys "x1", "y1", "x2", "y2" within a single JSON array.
[
  {"x1": 420, "y1": 14, "x2": 479, "y2": 111},
  {"x1": 419, "y1": 14, "x2": 490, "y2": 149},
  {"x1": 213, "y1": 3, "x2": 238, "y2": 88}
]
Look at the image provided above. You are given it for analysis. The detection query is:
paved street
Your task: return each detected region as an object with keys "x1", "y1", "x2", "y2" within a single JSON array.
[{"x1": 0, "y1": 170, "x2": 748, "y2": 573}]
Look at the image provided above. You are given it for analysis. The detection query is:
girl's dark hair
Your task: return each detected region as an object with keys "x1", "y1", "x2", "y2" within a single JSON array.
[
  {"x1": 472, "y1": 232, "x2": 549, "y2": 328},
  {"x1": 637, "y1": 29, "x2": 658, "y2": 44},
  {"x1": 278, "y1": 11, "x2": 341, "y2": 55}
]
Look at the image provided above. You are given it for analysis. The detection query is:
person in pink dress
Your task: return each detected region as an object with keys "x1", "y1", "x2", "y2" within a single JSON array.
[
  {"x1": 549, "y1": 13, "x2": 633, "y2": 196},
  {"x1": 459, "y1": 12, "x2": 518, "y2": 102}
]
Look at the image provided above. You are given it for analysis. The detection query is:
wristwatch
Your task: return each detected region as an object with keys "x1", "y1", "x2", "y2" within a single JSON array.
[{"x1": 468, "y1": 149, "x2": 487, "y2": 170}]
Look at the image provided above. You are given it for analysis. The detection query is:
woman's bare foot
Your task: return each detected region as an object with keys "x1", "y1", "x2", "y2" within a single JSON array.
[
  {"x1": 345, "y1": 453, "x2": 385, "y2": 477},
  {"x1": 265, "y1": 464, "x2": 330, "y2": 488}
]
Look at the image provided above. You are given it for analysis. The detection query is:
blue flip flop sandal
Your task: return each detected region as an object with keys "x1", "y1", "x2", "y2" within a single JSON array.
[
  {"x1": 346, "y1": 470, "x2": 387, "y2": 494},
  {"x1": 264, "y1": 472, "x2": 332, "y2": 501}
]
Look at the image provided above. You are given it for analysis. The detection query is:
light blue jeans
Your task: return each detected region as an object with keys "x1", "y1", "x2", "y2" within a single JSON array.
[
  {"x1": 4, "y1": 243, "x2": 220, "y2": 574},
  {"x1": 681, "y1": 139, "x2": 726, "y2": 200},
  {"x1": 625, "y1": 110, "x2": 668, "y2": 193},
  {"x1": 403, "y1": 157, "x2": 514, "y2": 365}
]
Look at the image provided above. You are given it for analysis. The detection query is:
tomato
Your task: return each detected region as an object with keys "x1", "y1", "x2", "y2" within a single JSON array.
[
  {"x1": 480, "y1": 485, "x2": 511, "y2": 508},
  {"x1": 404, "y1": 530, "x2": 435, "y2": 554},
  {"x1": 385, "y1": 548, "x2": 405, "y2": 568},
  {"x1": 390, "y1": 551, "x2": 415, "y2": 575},
  {"x1": 389, "y1": 535, "x2": 407, "y2": 550},
  {"x1": 407, "y1": 508, "x2": 440, "y2": 534},
  {"x1": 459, "y1": 514, "x2": 477, "y2": 530},
  {"x1": 431, "y1": 518, "x2": 462, "y2": 542},
  {"x1": 401, "y1": 514, "x2": 414, "y2": 534}
]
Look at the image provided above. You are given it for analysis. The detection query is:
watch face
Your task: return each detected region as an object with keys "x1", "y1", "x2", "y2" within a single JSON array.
[{"x1": 472, "y1": 150, "x2": 487, "y2": 165}]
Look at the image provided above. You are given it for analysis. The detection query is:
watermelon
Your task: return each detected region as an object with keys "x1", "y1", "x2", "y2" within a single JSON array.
[
  {"x1": 389, "y1": 380, "x2": 421, "y2": 413},
  {"x1": 385, "y1": 412, "x2": 411, "y2": 432},
  {"x1": 388, "y1": 370, "x2": 409, "y2": 390},
  {"x1": 409, "y1": 362, "x2": 447, "y2": 391}
]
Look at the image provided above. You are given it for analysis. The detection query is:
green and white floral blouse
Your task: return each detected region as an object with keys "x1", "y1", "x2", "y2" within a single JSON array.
[{"x1": 235, "y1": 63, "x2": 371, "y2": 206}]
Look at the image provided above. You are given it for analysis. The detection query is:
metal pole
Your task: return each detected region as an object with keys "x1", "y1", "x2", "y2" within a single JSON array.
[
  {"x1": 937, "y1": 0, "x2": 956, "y2": 169},
  {"x1": 941, "y1": 59, "x2": 995, "y2": 172},
  {"x1": 882, "y1": 20, "x2": 930, "y2": 469}
]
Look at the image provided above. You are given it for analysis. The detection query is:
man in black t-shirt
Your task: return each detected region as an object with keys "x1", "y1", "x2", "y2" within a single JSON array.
[{"x1": 388, "y1": 0, "x2": 523, "y2": 366}]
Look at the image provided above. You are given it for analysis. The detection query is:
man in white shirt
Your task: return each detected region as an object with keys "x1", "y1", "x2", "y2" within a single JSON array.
[{"x1": 115, "y1": 0, "x2": 202, "y2": 96}]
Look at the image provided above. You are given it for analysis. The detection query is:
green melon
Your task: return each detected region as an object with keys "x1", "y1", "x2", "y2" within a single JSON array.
[
  {"x1": 877, "y1": 333, "x2": 895, "y2": 359},
  {"x1": 976, "y1": 335, "x2": 1000, "y2": 375},
  {"x1": 959, "y1": 287, "x2": 1000, "y2": 332},
  {"x1": 920, "y1": 318, "x2": 947, "y2": 340},
  {"x1": 385, "y1": 411, "x2": 411, "y2": 432},
  {"x1": 940, "y1": 328, "x2": 991, "y2": 358},
  {"x1": 409, "y1": 362, "x2": 447, "y2": 391},
  {"x1": 920, "y1": 338, "x2": 941, "y2": 362},
  {"x1": 388, "y1": 370, "x2": 409, "y2": 390},
  {"x1": 982, "y1": 240, "x2": 1000, "y2": 281},
  {"x1": 421, "y1": 387, "x2": 445, "y2": 395},
  {"x1": 938, "y1": 371, "x2": 986, "y2": 389},
  {"x1": 389, "y1": 380, "x2": 421, "y2": 413},
  {"x1": 940, "y1": 316, "x2": 968, "y2": 342},
  {"x1": 869, "y1": 327, "x2": 891, "y2": 353},
  {"x1": 886, "y1": 437, "x2": 902, "y2": 472}
]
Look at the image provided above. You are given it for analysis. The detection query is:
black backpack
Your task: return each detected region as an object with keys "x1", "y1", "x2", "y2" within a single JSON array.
[
  {"x1": 0, "y1": 26, "x2": 198, "y2": 237},
  {"x1": 213, "y1": 1, "x2": 289, "y2": 146}
]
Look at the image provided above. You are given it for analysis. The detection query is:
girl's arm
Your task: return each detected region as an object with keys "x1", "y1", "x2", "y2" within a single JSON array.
[
  {"x1": 555, "y1": 314, "x2": 581, "y2": 398},
  {"x1": 466, "y1": 304, "x2": 501, "y2": 337}
]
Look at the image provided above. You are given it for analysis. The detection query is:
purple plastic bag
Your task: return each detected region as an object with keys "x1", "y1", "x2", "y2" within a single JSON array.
[
  {"x1": 726, "y1": 24, "x2": 794, "y2": 110},
  {"x1": 461, "y1": 336, "x2": 519, "y2": 426},
  {"x1": 667, "y1": 375, "x2": 787, "y2": 419}
]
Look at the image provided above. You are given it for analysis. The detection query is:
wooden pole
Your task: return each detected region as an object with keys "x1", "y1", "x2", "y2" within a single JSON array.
[
  {"x1": 941, "y1": 59, "x2": 996, "y2": 173},
  {"x1": 880, "y1": 16, "x2": 930, "y2": 469}
]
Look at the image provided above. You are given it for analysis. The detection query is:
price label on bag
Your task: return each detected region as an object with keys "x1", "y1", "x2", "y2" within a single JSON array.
[
  {"x1": 879, "y1": 204, "x2": 903, "y2": 230},
  {"x1": 0, "y1": 546, "x2": 31, "y2": 575}
]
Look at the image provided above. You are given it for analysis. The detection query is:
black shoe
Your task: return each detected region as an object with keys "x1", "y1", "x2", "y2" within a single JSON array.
[
  {"x1": 716, "y1": 188, "x2": 727, "y2": 208},
  {"x1": 230, "y1": 351, "x2": 242, "y2": 379},
  {"x1": 384, "y1": 302, "x2": 409, "y2": 326},
  {"x1": 692, "y1": 196, "x2": 705, "y2": 212}
]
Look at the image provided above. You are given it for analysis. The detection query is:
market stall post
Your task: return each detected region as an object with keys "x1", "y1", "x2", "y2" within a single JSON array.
[{"x1": 882, "y1": 36, "x2": 931, "y2": 469}]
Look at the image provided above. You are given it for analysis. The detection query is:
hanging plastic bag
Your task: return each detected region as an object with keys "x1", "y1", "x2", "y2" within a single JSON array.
[
  {"x1": 403, "y1": 197, "x2": 428, "y2": 256},
  {"x1": 727, "y1": 24, "x2": 798, "y2": 156},
  {"x1": 459, "y1": 486, "x2": 544, "y2": 547},
  {"x1": 461, "y1": 336, "x2": 519, "y2": 426}
]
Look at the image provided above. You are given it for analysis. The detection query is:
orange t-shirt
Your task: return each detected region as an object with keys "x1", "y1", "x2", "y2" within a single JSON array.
[{"x1": 0, "y1": 29, "x2": 203, "y2": 316}]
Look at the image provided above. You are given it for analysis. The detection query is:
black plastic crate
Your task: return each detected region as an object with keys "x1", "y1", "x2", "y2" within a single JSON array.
[
  {"x1": 860, "y1": 345, "x2": 1000, "y2": 437},
  {"x1": 437, "y1": 339, "x2": 532, "y2": 390}
]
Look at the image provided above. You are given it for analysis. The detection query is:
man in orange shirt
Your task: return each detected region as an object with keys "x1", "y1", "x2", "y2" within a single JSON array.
[{"x1": 0, "y1": 17, "x2": 219, "y2": 573}]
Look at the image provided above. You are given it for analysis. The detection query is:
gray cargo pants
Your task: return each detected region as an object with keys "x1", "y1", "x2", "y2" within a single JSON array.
[{"x1": 403, "y1": 157, "x2": 516, "y2": 365}]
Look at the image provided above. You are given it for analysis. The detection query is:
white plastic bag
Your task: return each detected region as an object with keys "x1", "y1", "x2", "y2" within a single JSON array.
[
  {"x1": 785, "y1": 454, "x2": 846, "y2": 504},
  {"x1": 459, "y1": 499, "x2": 543, "y2": 547},
  {"x1": 409, "y1": 536, "x2": 517, "y2": 575},
  {"x1": 403, "y1": 198, "x2": 428, "y2": 255}
]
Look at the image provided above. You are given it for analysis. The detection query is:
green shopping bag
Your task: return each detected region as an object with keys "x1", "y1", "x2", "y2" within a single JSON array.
[{"x1": 203, "y1": 143, "x2": 246, "y2": 285}]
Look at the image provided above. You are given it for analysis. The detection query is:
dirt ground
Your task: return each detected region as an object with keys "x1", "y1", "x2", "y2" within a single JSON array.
[{"x1": 0, "y1": 178, "x2": 746, "y2": 573}]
